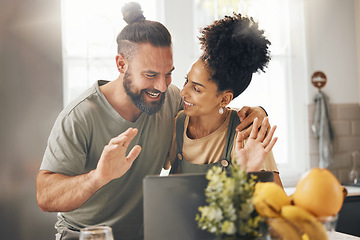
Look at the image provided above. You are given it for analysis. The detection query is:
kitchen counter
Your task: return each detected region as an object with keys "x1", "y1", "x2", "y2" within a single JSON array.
[
  {"x1": 328, "y1": 231, "x2": 360, "y2": 239},
  {"x1": 342, "y1": 185, "x2": 360, "y2": 196},
  {"x1": 284, "y1": 185, "x2": 360, "y2": 197}
]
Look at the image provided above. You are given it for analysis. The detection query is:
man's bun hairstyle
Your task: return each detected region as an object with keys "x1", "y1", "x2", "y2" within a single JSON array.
[
  {"x1": 121, "y1": 2, "x2": 145, "y2": 24},
  {"x1": 116, "y1": 2, "x2": 172, "y2": 58},
  {"x1": 199, "y1": 13, "x2": 271, "y2": 98}
]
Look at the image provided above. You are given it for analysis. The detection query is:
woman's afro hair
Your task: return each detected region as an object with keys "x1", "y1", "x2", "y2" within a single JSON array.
[{"x1": 199, "y1": 13, "x2": 271, "y2": 98}]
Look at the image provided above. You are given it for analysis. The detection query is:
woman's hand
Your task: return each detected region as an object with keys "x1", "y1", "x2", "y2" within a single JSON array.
[{"x1": 234, "y1": 117, "x2": 277, "y2": 171}]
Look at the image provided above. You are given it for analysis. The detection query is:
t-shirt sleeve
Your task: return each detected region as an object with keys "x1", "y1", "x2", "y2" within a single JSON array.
[{"x1": 40, "y1": 112, "x2": 88, "y2": 176}]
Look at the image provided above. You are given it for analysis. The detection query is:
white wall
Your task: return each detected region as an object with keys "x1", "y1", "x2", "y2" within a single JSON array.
[
  {"x1": 305, "y1": 0, "x2": 360, "y2": 104},
  {"x1": 163, "y1": 0, "x2": 198, "y2": 88},
  {"x1": 356, "y1": 0, "x2": 360, "y2": 105}
]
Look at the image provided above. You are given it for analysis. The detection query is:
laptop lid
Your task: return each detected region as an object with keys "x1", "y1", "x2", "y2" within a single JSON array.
[{"x1": 143, "y1": 171, "x2": 274, "y2": 240}]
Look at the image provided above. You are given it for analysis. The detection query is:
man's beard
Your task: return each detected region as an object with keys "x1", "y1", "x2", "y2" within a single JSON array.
[{"x1": 123, "y1": 70, "x2": 166, "y2": 115}]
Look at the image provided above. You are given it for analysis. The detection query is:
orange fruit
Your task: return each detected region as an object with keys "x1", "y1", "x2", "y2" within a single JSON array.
[{"x1": 293, "y1": 168, "x2": 347, "y2": 217}]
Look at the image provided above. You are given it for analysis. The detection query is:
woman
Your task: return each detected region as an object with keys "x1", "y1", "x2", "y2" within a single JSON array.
[{"x1": 164, "y1": 13, "x2": 282, "y2": 186}]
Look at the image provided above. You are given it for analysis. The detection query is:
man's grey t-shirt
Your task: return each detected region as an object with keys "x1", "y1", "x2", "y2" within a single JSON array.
[{"x1": 41, "y1": 80, "x2": 182, "y2": 239}]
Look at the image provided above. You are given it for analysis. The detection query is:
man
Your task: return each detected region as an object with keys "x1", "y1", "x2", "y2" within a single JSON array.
[{"x1": 36, "y1": 2, "x2": 267, "y2": 240}]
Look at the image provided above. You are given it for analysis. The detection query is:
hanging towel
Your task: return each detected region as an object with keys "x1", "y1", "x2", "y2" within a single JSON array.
[{"x1": 311, "y1": 91, "x2": 334, "y2": 168}]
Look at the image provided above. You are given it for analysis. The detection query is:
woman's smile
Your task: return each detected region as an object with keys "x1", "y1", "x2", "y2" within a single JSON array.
[{"x1": 183, "y1": 99, "x2": 195, "y2": 109}]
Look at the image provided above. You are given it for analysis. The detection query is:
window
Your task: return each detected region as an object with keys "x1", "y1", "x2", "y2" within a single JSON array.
[
  {"x1": 61, "y1": 0, "x2": 159, "y2": 105},
  {"x1": 62, "y1": 0, "x2": 308, "y2": 186}
]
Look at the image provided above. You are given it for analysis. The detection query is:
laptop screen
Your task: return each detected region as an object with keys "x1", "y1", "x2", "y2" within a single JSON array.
[{"x1": 143, "y1": 172, "x2": 273, "y2": 240}]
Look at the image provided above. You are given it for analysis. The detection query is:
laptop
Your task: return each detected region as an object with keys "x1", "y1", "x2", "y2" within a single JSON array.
[{"x1": 143, "y1": 171, "x2": 274, "y2": 240}]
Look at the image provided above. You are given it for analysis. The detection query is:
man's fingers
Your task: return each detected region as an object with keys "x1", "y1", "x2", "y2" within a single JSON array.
[
  {"x1": 239, "y1": 125, "x2": 252, "y2": 139},
  {"x1": 237, "y1": 106, "x2": 250, "y2": 122},
  {"x1": 236, "y1": 106, "x2": 268, "y2": 132},
  {"x1": 109, "y1": 135, "x2": 127, "y2": 146},
  {"x1": 103, "y1": 143, "x2": 119, "y2": 154},
  {"x1": 236, "y1": 113, "x2": 254, "y2": 132},
  {"x1": 109, "y1": 128, "x2": 138, "y2": 147},
  {"x1": 126, "y1": 145, "x2": 142, "y2": 163}
]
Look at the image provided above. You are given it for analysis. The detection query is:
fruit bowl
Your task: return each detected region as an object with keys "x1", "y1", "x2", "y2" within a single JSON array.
[
  {"x1": 318, "y1": 215, "x2": 338, "y2": 232},
  {"x1": 266, "y1": 218, "x2": 294, "y2": 240},
  {"x1": 266, "y1": 215, "x2": 338, "y2": 240},
  {"x1": 253, "y1": 168, "x2": 346, "y2": 240}
]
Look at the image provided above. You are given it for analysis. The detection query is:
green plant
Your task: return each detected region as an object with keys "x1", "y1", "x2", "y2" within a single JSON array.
[{"x1": 196, "y1": 165, "x2": 262, "y2": 239}]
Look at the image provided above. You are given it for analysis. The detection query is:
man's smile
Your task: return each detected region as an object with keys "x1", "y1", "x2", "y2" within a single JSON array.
[{"x1": 145, "y1": 90, "x2": 161, "y2": 99}]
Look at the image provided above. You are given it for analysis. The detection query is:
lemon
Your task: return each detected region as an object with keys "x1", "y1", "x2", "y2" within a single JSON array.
[{"x1": 253, "y1": 182, "x2": 291, "y2": 217}]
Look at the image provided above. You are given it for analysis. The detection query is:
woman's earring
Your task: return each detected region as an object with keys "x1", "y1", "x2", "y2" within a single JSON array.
[{"x1": 219, "y1": 107, "x2": 224, "y2": 114}]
